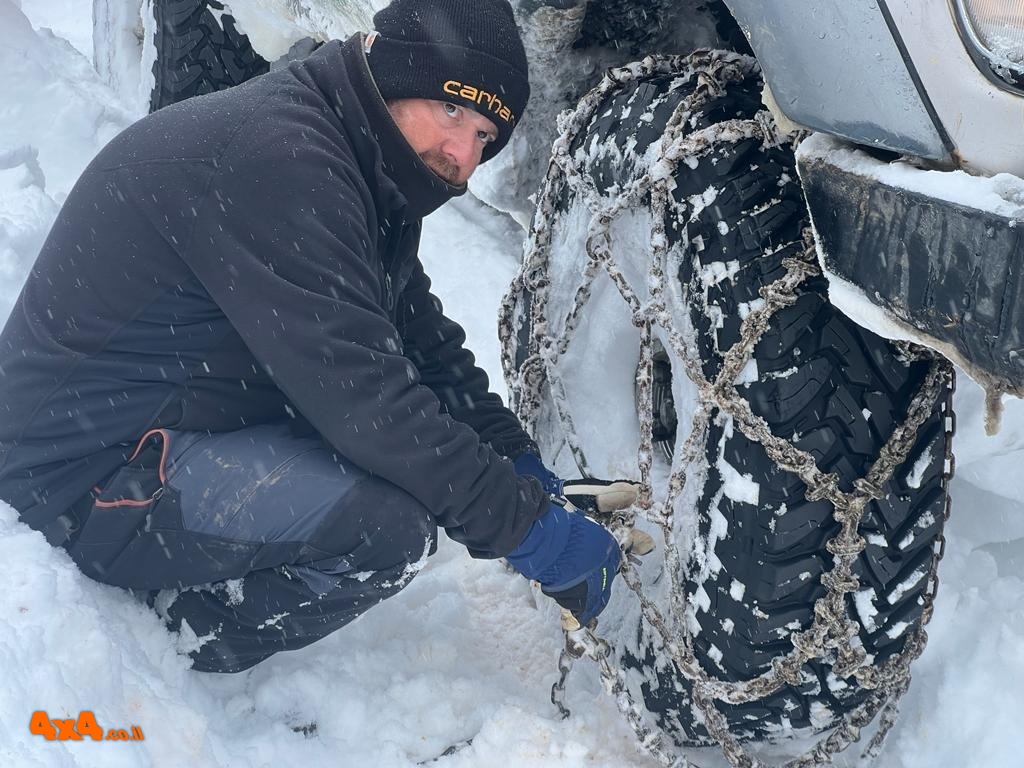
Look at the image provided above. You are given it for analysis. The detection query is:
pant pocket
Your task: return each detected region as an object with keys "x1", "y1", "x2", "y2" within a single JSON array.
[
  {"x1": 70, "y1": 429, "x2": 271, "y2": 591},
  {"x1": 69, "y1": 430, "x2": 183, "y2": 589},
  {"x1": 76, "y1": 468, "x2": 164, "y2": 545}
]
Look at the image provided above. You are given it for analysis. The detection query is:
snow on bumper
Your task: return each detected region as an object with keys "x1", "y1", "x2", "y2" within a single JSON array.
[{"x1": 796, "y1": 133, "x2": 1024, "y2": 416}]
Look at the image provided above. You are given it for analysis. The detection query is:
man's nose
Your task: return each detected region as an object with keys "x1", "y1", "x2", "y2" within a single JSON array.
[{"x1": 444, "y1": 131, "x2": 484, "y2": 178}]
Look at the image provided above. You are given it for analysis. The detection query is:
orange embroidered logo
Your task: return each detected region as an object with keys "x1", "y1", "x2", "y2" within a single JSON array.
[
  {"x1": 442, "y1": 80, "x2": 516, "y2": 125},
  {"x1": 29, "y1": 711, "x2": 144, "y2": 742}
]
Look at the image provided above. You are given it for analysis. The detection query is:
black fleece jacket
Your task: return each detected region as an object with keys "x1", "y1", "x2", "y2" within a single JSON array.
[{"x1": 0, "y1": 34, "x2": 547, "y2": 558}]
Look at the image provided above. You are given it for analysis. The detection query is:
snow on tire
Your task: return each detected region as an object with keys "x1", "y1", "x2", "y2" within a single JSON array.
[{"x1": 501, "y1": 51, "x2": 954, "y2": 749}]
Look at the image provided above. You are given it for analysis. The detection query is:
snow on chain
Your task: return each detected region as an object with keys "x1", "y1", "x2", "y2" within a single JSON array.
[{"x1": 498, "y1": 51, "x2": 956, "y2": 768}]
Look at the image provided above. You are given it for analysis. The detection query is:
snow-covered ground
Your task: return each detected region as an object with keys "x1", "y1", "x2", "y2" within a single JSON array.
[{"x1": 2, "y1": 2, "x2": 1024, "y2": 767}]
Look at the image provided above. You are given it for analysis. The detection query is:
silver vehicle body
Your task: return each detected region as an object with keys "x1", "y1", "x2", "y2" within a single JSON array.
[{"x1": 727, "y1": 0, "x2": 1024, "y2": 177}]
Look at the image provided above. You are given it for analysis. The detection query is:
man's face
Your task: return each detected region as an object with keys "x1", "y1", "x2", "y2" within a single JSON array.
[{"x1": 387, "y1": 98, "x2": 499, "y2": 186}]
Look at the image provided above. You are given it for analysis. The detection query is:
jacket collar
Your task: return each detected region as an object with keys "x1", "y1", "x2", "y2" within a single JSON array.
[{"x1": 318, "y1": 34, "x2": 467, "y2": 219}]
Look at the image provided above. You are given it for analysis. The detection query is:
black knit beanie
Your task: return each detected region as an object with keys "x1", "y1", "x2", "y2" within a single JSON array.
[{"x1": 365, "y1": 0, "x2": 530, "y2": 163}]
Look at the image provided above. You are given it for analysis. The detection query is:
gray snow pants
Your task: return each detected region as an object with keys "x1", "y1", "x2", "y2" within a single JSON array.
[{"x1": 64, "y1": 423, "x2": 437, "y2": 672}]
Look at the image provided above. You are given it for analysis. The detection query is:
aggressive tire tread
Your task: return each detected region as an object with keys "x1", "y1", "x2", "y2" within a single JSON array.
[{"x1": 150, "y1": 0, "x2": 269, "y2": 112}]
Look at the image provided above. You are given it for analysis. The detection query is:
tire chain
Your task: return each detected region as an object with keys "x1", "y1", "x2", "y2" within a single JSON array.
[{"x1": 498, "y1": 51, "x2": 956, "y2": 768}]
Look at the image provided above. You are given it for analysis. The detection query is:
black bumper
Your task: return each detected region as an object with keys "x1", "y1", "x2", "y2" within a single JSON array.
[{"x1": 799, "y1": 151, "x2": 1024, "y2": 394}]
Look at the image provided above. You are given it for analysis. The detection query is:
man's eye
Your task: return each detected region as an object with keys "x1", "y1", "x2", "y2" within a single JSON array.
[
  {"x1": 443, "y1": 103, "x2": 459, "y2": 116},
  {"x1": 477, "y1": 130, "x2": 495, "y2": 143}
]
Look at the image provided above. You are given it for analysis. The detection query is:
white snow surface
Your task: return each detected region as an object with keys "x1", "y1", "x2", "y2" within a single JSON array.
[
  {"x1": 223, "y1": 0, "x2": 388, "y2": 61},
  {"x1": 2, "y1": 4, "x2": 1024, "y2": 767}
]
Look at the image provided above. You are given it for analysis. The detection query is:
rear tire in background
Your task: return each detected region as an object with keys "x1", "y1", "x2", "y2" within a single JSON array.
[
  {"x1": 502, "y1": 51, "x2": 953, "y2": 747},
  {"x1": 150, "y1": 0, "x2": 268, "y2": 112}
]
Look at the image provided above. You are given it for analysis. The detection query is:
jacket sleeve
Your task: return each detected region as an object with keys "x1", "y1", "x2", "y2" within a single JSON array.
[
  {"x1": 396, "y1": 258, "x2": 539, "y2": 461},
  {"x1": 153, "y1": 102, "x2": 547, "y2": 559}
]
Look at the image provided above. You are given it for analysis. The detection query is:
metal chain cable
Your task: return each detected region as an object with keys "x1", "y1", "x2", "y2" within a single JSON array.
[{"x1": 499, "y1": 51, "x2": 956, "y2": 768}]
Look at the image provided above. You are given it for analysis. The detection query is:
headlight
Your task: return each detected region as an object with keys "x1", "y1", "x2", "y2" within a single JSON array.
[{"x1": 956, "y1": 0, "x2": 1024, "y2": 89}]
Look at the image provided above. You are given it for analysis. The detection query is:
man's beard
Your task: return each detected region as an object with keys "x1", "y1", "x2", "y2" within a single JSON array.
[{"x1": 420, "y1": 150, "x2": 462, "y2": 186}]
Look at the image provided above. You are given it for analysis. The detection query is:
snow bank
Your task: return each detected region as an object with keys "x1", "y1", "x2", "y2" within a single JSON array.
[{"x1": 221, "y1": 0, "x2": 388, "y2": 62}]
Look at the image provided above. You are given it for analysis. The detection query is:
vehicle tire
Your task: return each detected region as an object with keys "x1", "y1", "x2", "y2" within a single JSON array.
[
  {"x1": 501, "y1": 51, "x2": 953, "y2": 747},
  {"x1": 150, "y1": 0, "x2": 268, "y2": 112}
]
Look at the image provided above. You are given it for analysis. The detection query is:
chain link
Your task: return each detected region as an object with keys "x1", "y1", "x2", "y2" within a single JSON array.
[{"x1": 500, "y1": 52, "x2": 956, "y2": 768}]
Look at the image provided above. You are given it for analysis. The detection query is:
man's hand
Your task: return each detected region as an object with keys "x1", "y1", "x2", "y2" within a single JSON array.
[
  {"x1": 512, "y1": 452, "x2": 564, "y2": 496},
  {"x1": 561, "y1": 478, "x2": 639, "y2": 516},
  {"x1": 505, "y1": 501, "x2": 620, "y2": 626},
  {"x1": 513, "y1": 451, "x2": 653, "y2": 561},
  {"x1": 513, "y1": 452, "x2": 640, "y2": 516}
]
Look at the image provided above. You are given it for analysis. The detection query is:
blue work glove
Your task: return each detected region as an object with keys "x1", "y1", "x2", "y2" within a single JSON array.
[
  {"x1": 506, "y1": 500, "x2": 621, "y2": 626},
  {"x1": 514, "y1": 452, "x2": 640, "y2": 517},
  {"x1": 513, "y1": 452, "x2": 563, "y2": 496}
]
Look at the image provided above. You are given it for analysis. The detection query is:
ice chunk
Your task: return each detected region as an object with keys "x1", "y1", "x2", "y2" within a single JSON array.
[
  {"x1": 729, "y1": 579, "x2": 746, "y2": 601},
  {"x1": 905, "y1": 447, "x2": 934, "y2": 490},
  {"x1": 854, "y1": 588, "x2": 879, "y2": 632}
]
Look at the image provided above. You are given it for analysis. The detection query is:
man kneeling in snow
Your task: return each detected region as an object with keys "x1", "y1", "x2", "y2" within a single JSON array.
[{"x1": 0, "y1": 0, "x2": 631, "y2": 672}]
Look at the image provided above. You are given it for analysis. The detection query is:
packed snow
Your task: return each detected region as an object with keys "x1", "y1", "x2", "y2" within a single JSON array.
[
  {"x1": 798, "y1": 133, "x2": 1024, "y2": 222},
  {"x1": 3, "y1": 2, "x2": 1024, "y2": 767}
]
